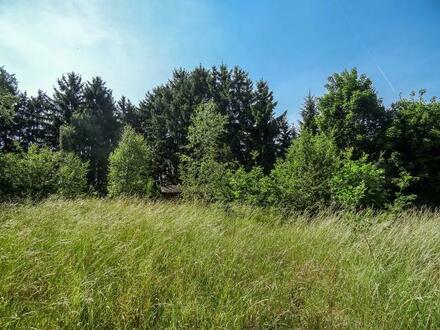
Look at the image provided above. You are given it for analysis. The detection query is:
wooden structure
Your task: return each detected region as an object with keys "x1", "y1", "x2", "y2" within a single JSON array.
[{"x1": 160, "y1": 185, "x2": 181, "y2": 199}]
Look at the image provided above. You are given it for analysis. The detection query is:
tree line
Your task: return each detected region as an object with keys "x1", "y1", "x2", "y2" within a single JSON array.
[{"x1": 1, "y1": 65, "x2": 439, "y2": 210}]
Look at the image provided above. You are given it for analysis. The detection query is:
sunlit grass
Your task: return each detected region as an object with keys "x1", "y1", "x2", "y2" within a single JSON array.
[{"x1": 0, "y1": 199, "x2": 438, "y2": 329}]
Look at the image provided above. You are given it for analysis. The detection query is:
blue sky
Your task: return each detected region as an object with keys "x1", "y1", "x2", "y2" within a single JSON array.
[{"x1": 0, "y1": 0, "x2": 439, "y2": 123}]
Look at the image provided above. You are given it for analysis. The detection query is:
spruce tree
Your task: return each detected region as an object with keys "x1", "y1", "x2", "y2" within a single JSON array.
[
  {"x1": 138, "y1": 65, "x2": 287, "y2": 182},
  {"x1": 275, "y1": 112, "x2": 294, "y2": 158},
  {"x1": 116, "y1": 96, "x2": 139, "y2": 131},
  {"x1": 248, "y1": 80, "x2": 279, "y2": 172},
  {"x1": 228, "y1": 67, "x2": 254, "y2": 166},
  {"x1": 138, "y1": 84, "x2": 178, "y2": 184},
  {"x1": 53, "y1": 72, "x2": 83, "y2": 125},
  {"x1": 60, "y1": 77, "x2": 119, "y2": 193},
  {"x1": 27, "y1": 91, "x2": 58, "y2": 149},
  {"x1": 300, "y1": 91, "x2": 318, "y2": 134}
]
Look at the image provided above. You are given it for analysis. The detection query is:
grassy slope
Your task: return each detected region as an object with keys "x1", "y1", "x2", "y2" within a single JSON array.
[{"x1": 0, "y1": 199, "x2": 439, "y2": 329}]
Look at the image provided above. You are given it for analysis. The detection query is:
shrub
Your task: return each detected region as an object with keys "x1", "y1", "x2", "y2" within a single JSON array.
[
  {"x1": 19, "y1": 146, "x2": 61, "y2": 199},
  {"x1": 270, "y1": 132, "x2": 339, "y2": 209},
  {"x1": 0, "y1": 153, "x2": 14, "y2": 199},
  {"x1": 180, "y1": 157, "x2": 231, "y2": 202},
  {"x1": 0, "y1": 146, "x2": 88, "y2": 201},
  {"x1": 330, "y1": 152, "x2": 387, "y2": 209},
  {"x1": 107, "y1": 126, "x2": 155, "y2": 197},
  {"x1": 0, "y1": 146, "x2": 60, "y2": 200},
  {"x1": 387, "y1": 169, "x2": 418, "y2": 211},
  {"x1": 229, "y1": 166, "x2": 272, "y2": 205},
  {"x1": 57, "y1": 153, "x2": 89, "y2": 198}
]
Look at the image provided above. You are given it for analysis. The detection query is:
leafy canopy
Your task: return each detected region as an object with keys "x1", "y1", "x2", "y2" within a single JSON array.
[
  {"x1": 180, "y1": 102, "x2": 231, "y2": 202},
  {"x1": 107, "y1": 126, "x2": 155, "y2": 198}
]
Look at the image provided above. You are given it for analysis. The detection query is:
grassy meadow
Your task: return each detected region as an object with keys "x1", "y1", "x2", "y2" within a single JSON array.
[{"x1": 0, "y1": 199, "x2": 439, "y2": 329}]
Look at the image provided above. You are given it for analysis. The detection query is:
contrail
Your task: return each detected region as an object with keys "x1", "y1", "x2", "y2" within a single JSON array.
[
  {"x1": 339, "y1": 1, "x2": 398, "y2": 95},
  {"x1": 361, "y1": 44, "x2": 396, "y2": 93},
  {"x1": 376, "y1": 64, "x2": 396, "y2": 93}
]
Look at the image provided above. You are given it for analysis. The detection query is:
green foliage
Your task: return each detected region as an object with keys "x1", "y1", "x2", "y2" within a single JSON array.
[
  {"x1": 139, "y1": 65, "x2": 290, "y2": 183},
  {"x1": 0, "y1": 146, "x2": 87, "y2": 200},
  {"x1": 0, "y1": 91, "x2": 17, "y2": 152},
  {"x1": 180, "y1": 102, "x2": 231, "y2": 202},
  {"x1": 299, "y1": 91, "x2": 318, "y2": 134},
  {"x1": 317, "y1": 68, "x2": 389, "y2": 158},
  {"x1": 57, "y1": 153, "x2": 89, "y2": 198},
  {"x1": 186, "y1": 102, "x2": 228, "y2": 160},
  {"x1": 53, "y1": 72, "x2": 84, "y2": 124},
  {"x1": 0, "y1": 91, "x2": 16, "y2": 125},
  {"x1": 181, "y1": 158, "x2": 231, "y2": 202},
  {"x1": 388, "y1": 170, "x2": 418, "y2": 211},
  {"x1": 27, "y1": 91, "x2": 59, "y2": 149},
  {"x1": 12, "y1": 91, "x2": 58, "y2": 150},
  {"x1": 330, "y1": 152, "x2": 387, "y2": 209},
  {"x1": 247, "y1": 80, "x2": 285, "y2": 172},
  {"x1": 228, "y1": 166, "x2": 272, "y2": 205},
  {"x1": 60, "y1": 77, "x2": 120, "y2": 193},
  {"x1": 275, "y1": 114, "x2": 295, "y2": 157},
  {"x1": 107, "y1": 126, "x2": 155, "y2": 198},
  {"x1": 270, "y1": 132, "x2": 339, "y2": 209},
  {"x1": 1, "y1": 65, "x2": 440, "y2": 208},
  {"x1": 0, "y1": 145, "x2": 61, "y2": 200},
  {"x1": 385, "y1": 92, "x2": 440, "y2": 205},
  {"x1": 116, "y1": 96, "x2": 140, "y2": 130},
  {"x1": 0, "y1": 66, "x2": 18, "y2": 95},
  {"x1": 0, "y1": 66, "x2": 18, "y2": 151}
]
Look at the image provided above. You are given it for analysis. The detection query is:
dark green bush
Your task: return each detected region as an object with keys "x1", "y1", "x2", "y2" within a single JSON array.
[{"x1": 384, "y1": 94, "x2": 440, "y2": 205}]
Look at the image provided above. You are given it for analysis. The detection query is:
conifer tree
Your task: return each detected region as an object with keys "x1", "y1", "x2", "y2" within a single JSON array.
[
  {"x1": 116, "y1": 95, "x2": 141, "y2": 132},
  {"x1": 300, "y1": 91, "x2": 318, "y2": 134},
  {"x1": 138, "y1": 65, "x2": 287, "y2": 183},
  {"x1": 275, "y1": 112, "x2": 294, "y2": 158},
  {"x1": 248, "y1": 80, "x2": 279, "y2": 172},
  {"x1": 53, "y1": 72, "x2": 84, "y2": 124},
  {"x1": 228, "y1": 67, "x2": 254, "y2": 166},
  {"x1": 26, "y1": 91, "x2": 58, "y2": 148},
  {"x1": 61, "y1": 77, "x2": 119, "y2": 193}
]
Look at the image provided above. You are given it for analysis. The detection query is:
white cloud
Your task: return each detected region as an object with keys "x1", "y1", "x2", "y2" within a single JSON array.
[{"x1": 0, "y1": 0, "x2": 177, "y2": 101}]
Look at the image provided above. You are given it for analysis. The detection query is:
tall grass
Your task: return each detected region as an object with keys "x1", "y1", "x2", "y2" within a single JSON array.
[{"x1": 0, "y1": 199, "x2": 439, "y2": 329}]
